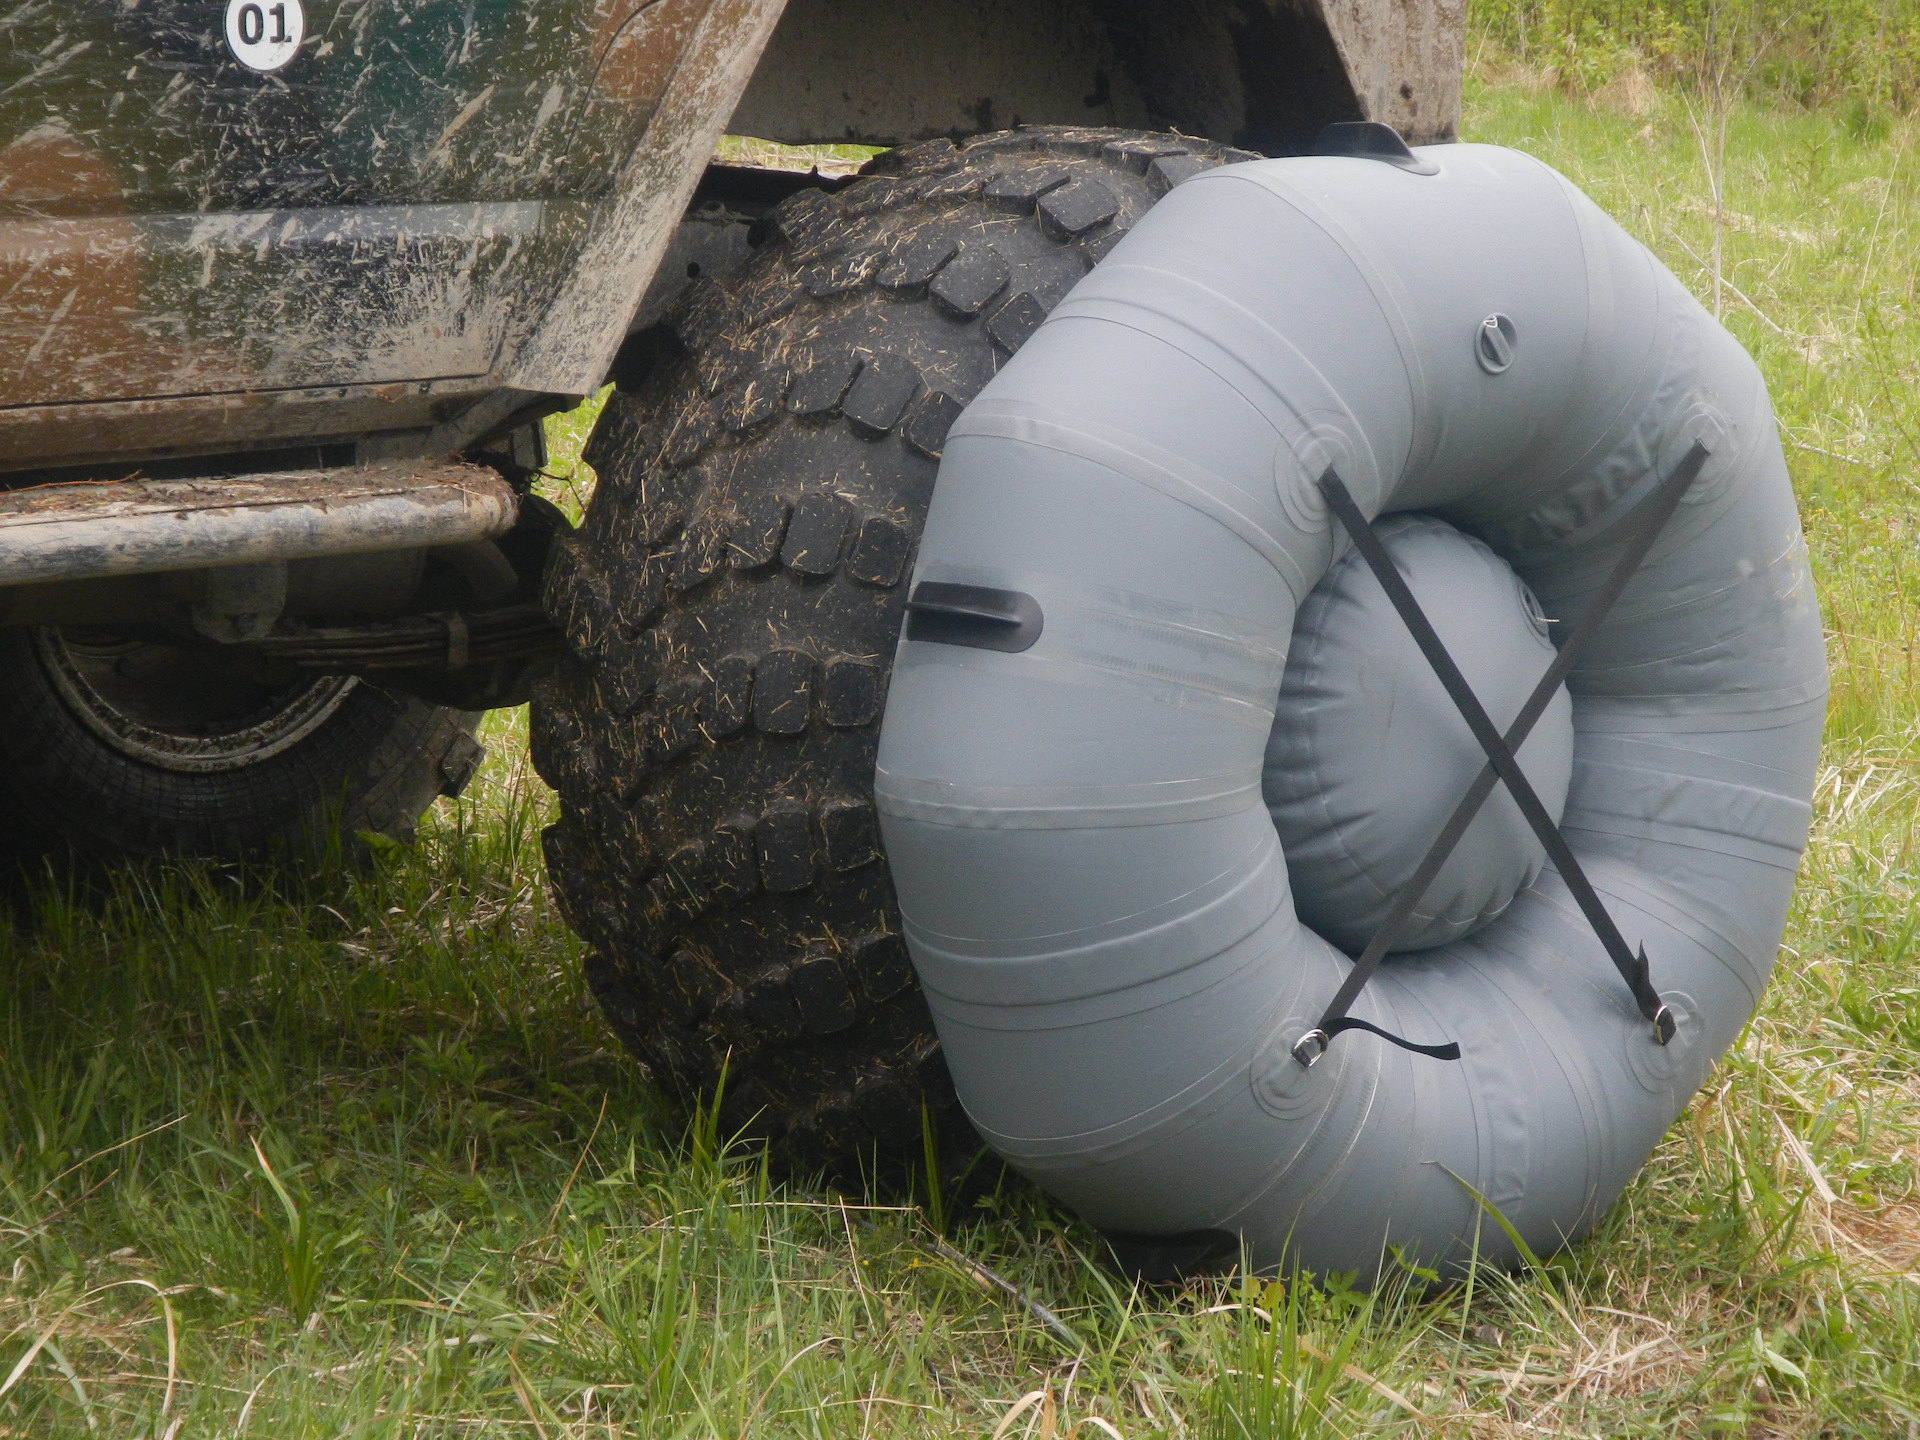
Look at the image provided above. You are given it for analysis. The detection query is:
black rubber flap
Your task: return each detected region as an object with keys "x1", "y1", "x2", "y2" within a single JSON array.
[
  {"x1": 905, "y1": 581, "x2": 1043, "y2": 653},
  {"x1": 1313, "y1": 121, "x2": 1440, "y2": 176}
]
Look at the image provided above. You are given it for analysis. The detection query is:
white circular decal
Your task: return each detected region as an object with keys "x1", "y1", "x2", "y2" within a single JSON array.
[{"x1": 225, "y1": 0, "x2": 305, "y2": 72}]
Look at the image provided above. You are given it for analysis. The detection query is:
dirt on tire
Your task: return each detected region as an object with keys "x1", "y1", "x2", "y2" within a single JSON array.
[{"x1": 533, "y1": 126, "x2": 1258, "y2": 1176}]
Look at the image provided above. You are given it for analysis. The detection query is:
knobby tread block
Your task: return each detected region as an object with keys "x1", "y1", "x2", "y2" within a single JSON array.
[
  {"x1": 840, "y1": 352, "x2": 921, "y2": 435},
  {"x1": 663, "y1": 396, "x2": 721, "y2": 466},
  {"x1": 738, "y1": 271, "x2": 802, "y2": 328},
  {"x1": 900, "y1": 391, "x2": 967, "y2": 458},
  {"x1": 842, "y1": 178, "x2": 913, "y2": 216},
  {"x1": 800, "y1": 248, "x2": 883, "y2": 298},
  {"x1": 1038, "y1": 177, "x2": 1119, "y2": 238},
  {"x1": 538, "y1": 125, "x2": 1236, "y2": 1177},
  {"x1": 756, "y1": 803, "x2": 816, "y2": 892},
  {"x1": 709, "y1": 820, "x2": 759, "y2": 900},
  {"x1": 543, "y1": 537, "x2": 612, "y2": 659},
  {"x1": 652, "y1": 677, "x2": 705, "y2": 761},
  {"x1": 781, "y1": 494, "x2": 853, "y2": 575},
  {"x1": 918, "y1": 170, "x2": 984, "y2": 203},
  {"x1": 787, "y1": 351, "x2": 863, "y2": 416},
  {"x1": 985, "y1": 292, "x2": 1049, "y2": 354},
  {"x1": 873, "y1": 136, "x2": 956, "y2": 172},
  {"x1": 851, "y1": 932, "x2": 916, "y2": 1003},
  {"x1": 984, "y1": 165, "x2": 1071, "y2": 207},
  {"x1": 846, "y1": 516, "x2": 913, "y2": 587},
  {"x1": 820, "y1": 659, "x2": 882, "y2": 728},
  {"x1": 670, "y1": 523, "x2": 727, "y2": 593},
  {"x1": 790, "y1": 951, "x2": 860, "y2": 1034},
  {"x1": 772, "y1": 188, "x2": 840, "y2": 251},
  {"x1": 1148, "y1": 153, "x2": 1214, "y2": 195},
  {"x1": 1102, "y1": 136, "x2": 1190, "y2": 172},
  {"x1": 819, "y1": 797, "x2": 880, "y2": 870},
  {"x1": 706, "y1": 654, "x2": 755, "y2": 737},
  {"x1": 877, "y1": 235, "x2": 958, "y2": 293},
  {"x1": 1079, "y1": 227, "x2": 1128, "y2": 268},
  {"x1": 752, "y1": 649, "x2": 815, "y2": 735},
  {"x1": 728, "y1": 495, "x2": 791, "y2": 568},
  {"x1": 928, "y1": 243, "x2": 1010, "y2": 317},
  {"x1": 722, "y1": 366, "x2": 790, "y2": 432},
  {"x1": 596, "y1": 632, "x2": 660, "y2": 714},
  {"x1": 724, "y1": 969, "x2": 804, "y2": 1041}
]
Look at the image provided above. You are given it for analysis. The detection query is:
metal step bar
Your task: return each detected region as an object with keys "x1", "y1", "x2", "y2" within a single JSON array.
[{"x1": 0, "y1": 461, "x2": 518, "y2": 587}]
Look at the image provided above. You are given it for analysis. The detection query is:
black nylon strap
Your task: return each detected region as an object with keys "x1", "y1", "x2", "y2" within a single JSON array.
[
  {"x1": 1296, "y1": 444, "x2": 1709, "y2": 1068},
  {"x1": 1323, "y1": 1017, "x2": 1461, "y2": 1062}
]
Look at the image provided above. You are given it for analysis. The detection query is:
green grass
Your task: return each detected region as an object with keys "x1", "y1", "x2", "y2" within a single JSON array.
[{"x1": 7, "y1": 77, "x2": 1920, "y2": 1438}]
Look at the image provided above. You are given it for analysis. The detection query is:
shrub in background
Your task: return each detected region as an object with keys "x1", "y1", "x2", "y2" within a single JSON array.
[{"x1": 1473, "y1": 0, "x2": 1920, "y2": 115}]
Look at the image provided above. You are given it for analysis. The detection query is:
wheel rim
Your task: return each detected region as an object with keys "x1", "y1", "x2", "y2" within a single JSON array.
[{"x1": 35, "y1": 628, "x2": 359, "y2": 774}]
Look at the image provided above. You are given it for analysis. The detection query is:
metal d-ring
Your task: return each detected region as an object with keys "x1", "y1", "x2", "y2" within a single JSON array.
[
  {"x1": 1290, "y1": 1028, "x2": 1330, "y2": 1070},
  {"x1": 1651, "y1": 1003, "x2": 1676, "y2": 1046}
]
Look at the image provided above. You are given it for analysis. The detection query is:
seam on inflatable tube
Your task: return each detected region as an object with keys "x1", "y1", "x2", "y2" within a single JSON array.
[
  {"x1": 1494, "y1": 178, "x2": 1665, "y2": 531},
  {"x1": 1020, "y1": 568, "x2": 1287, "y2": 711},
  {"x1": 1053, "y1": 265, "x2": 1392, "y2": 502},
  {"x1": 1577, "y1": 732, "x2": 1814, "y2": 788},
  {"x1": 1499, "y1": 289, "x2": 1704, "y2": 560},
  {"x1": 1563, "y1": 771, "x2": 1810, "y2": 870},
  {"x1": 1556, "y1": 823, "x2": 1801, "y2": 873},
  {"x1": 1442, "y1": 952, "x2": 1555, "y2": 1223},
  {"x1": 1519, "y1": 864, "x2": 1766, "y2": 1014},
  {"x1": 1571, "y1": 857, "x2": 1773, "y2": 1003},
  {"x1": 1571, "y1": 685, "x2": 1828, "y2": 730},
  {"x1": 877, "y1": 769, "x2": 1262, "y2": 829},
  {"x1": 1457, "y1": 926, "x2": 1622, "y2": 1228},
  {"x1": 1220, "y1": 1028, "x2": 1389, "y2": 1241},
  {"x1": 1401, "y1": 968, "x2": 1538, "y2": 1229},
  {"x1": 1568, "y1": 525, "x2": 1812, "y2": 635},
  {"x1": 906, "y1": 837, "x2": 1290, "y2": 1011},
  {"x1": 920, "y1": 914, "x2": 1288, "y2": 1031},
  {"x1": 967, "y1": 1001, "x2": 1292, "y2": 1169},
  {"x1": 1201, "y1": 167, "x2": 1436, "y2": 487},
  {"x1": 950, "y1": 399, "x2": 1313, "y2": 595},
  {"x1": 895, "y1": 644, "x2": 1278, "y2": 731},
  {"x1": 1050, "y1": 275, "x2": 1390, "y2": 529}
]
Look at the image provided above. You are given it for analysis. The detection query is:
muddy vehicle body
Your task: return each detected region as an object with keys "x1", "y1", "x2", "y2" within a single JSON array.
[{"x1": 1, "y1": 0, "x2": 1464, "y2": 1169}]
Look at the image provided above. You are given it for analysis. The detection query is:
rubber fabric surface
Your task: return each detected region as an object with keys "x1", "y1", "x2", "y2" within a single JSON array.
[{"x1": 876, "y1": 143, "x2": 1826, "y2": 1275}]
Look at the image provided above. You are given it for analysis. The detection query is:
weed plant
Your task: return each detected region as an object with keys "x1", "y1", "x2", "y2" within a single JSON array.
[
  {"x1": 1475, "y1": 0, "x2": 1920, "y2": 117},
  {"x1": 4, "y1": 74, "x2": 1920, "y2": 1440}
]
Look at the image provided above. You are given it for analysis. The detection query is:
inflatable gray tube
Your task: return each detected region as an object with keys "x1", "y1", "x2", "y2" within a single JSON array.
[{"x1": 873, "y1": 143, "x2": 1827, "y2": 1276}]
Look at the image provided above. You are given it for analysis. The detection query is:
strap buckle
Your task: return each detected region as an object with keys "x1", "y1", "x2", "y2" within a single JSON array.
[
  {"x1": 1650, "y1": 1003, "x2": 1676, "y2": 1046},
  {"x1": 1290, "y1": 1028, "x2": 1330, "y2": 1070}
]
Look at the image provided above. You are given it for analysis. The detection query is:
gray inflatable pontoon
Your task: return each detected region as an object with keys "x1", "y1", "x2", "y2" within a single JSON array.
[{"x1": 875, "y1": 141, "x2": 1826, "y2": 1276}]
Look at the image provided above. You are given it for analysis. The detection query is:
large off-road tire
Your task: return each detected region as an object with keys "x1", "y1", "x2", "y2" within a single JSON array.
[
  {"x1": 0, "y1": 627, "x2": 483, "y2": 866},
  {"x1": 534, "y1": 127, "x2": 1257, "y2": 1174}
]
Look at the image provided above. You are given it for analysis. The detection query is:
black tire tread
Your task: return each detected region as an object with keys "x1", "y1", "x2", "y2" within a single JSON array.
[
  {"x1": 535, "y1": 126, "x2": 1255, "y2": 1173},
  {"x1": 0, "y1": 628, "x2": 482, "y2": 864}
]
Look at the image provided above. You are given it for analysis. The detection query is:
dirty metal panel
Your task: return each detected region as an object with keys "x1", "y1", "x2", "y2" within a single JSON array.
[
  {"x1": 0, "y1": 0, "x2": 728, "y2": 459},
  {"x1": 0, "y1": 381, "x2": 491, "y2": 474},
  {"x1": 505, "y1": 0, "x2": 790, "y2": 397},
  {"x1": 0, "y1": 201, "x2": 543, "y2": 406},
  {"x1": 727, "y1": 0, "x2": 1460, "y2": 157},
  {"x1": 728, "y1": 0, "x2": 1150, "y2": 146},
  {"x1": 0, "y1": 459, "x2": 515, "y2": 585}
]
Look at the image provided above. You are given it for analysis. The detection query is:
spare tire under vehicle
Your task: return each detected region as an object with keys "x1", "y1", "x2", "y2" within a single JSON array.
[
  {"x1": 534, "y1": 128, "x2": 1254, "y2": 1171},
  {"x1": 0, "y1": 627, "x2": 483, "y2": 865}
]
